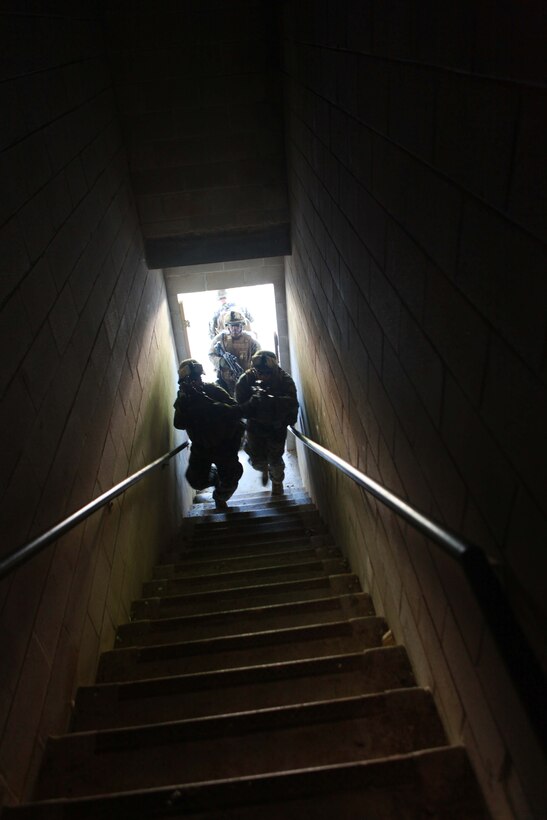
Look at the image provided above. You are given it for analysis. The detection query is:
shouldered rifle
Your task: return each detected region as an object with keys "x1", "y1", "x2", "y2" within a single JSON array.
[{"x1": 214, "y1": 342, "x2": 243, "y2": 378}]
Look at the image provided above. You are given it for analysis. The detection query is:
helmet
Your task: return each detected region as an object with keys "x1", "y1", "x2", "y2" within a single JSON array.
[
  {"x1": 225, "y1": 310, "x2": 245, "y2": 326},
  {"x1": 178, "y1": 358, "x2": 204, "y2": 382},
  {"x1": 217, "y1": 288, "x2": 228, "y2": 299},
  {"x1": 251, "y1": 350, "x2": 278, "y2": 373}
]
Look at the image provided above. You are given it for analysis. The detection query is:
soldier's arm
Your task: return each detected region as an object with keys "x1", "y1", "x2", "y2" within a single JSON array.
[
  {"x1": 274, "y1": 376, "x2": 298, "y2": 421},
  {"x1": 235, "y1": 372, "x2": 254, "y2": 404},
  {"x1": 173, "y1": 391, "x2": 193, "y2": 429},
  {"x1": 208, "y1": 334, "x2": 224, "y2": 368},
  {"x1": 206, "y1": 383, "x2": 237, "y2": 406}
]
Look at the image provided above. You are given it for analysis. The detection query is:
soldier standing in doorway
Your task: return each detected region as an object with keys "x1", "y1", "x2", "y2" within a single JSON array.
[
  {"x1": 209, "y1": 310, "x2": 260, "y2": 397},
  {"x1": 208, "y1": 289, "x2": 254, "y2": 339}
]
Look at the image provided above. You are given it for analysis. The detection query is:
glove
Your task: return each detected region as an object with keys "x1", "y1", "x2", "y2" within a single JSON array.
[{"x1": 239, "y1": 395, "x2": 261, "y2": 418}]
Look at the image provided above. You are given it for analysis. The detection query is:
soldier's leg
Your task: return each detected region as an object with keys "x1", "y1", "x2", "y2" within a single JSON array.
[
  {"x1": 213, "y1": 436, "x2": 243, "y2": 503},
  {"x1": 244, "y1": 429, "x2": 269, "y2": 475},
  {"x1": 267, "y1": 433, "x2": 287, "y2": 482},
  {"x1": 185, "y1": 447, "x2": 216, "y2": 490}
]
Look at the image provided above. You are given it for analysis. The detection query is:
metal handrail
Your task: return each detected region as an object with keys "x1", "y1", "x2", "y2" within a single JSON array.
[
  {"x1": 0, "y1": 441, "x2": 188, "y2": 581},
  {"x1": 290, "y1": 425, "x2": 547, "y2": 752}
]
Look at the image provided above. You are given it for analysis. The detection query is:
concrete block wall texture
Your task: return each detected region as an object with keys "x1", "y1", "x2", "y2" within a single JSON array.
[
  {"x1": 104, "y1": 0, "x2": 291, "y2": 269},
  {"x1": 0, "y1": 6, "x2": 185, "y2": 805},
  {"x1": 282, "y1": 2, "x2": 546, "y2": 817}
]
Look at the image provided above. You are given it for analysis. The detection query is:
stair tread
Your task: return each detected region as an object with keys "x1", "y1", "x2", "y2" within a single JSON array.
[
  {"x1": 17, "y1": 492, "x2": 488, "y2": 819},
  {"x1": 6, "y1": 746, "x2": 490, "y2": 819},
  {"x1": 183, "y1": 524, "x2": 327, "y2": 545},
  {"x1": 165, "y1": 534, "x2": 335, "y2": 563},
  {"x1": 132, "y1": 572, "x2": 361, "y2": 619},
  {"x1": 51, "y1": 687, "x2": 441, "y2": 742},
  {"x1": 98, "y1": 616, "x2": 388, "y2": 682},
  {"x1": 142, "y1": 564, "x2": 354, "y2": 596},
  {"x1": 73, "y1": 646, "x2": 416, "y2": 730},
  {"x1": 147, "y1": 556, "x2": 348, "y2": 588},
  {"x1": 35, "y1": 689, "x2": 448, "y2": 799},
  {"x1": 187, "y1": 490, "x2": 310, "y2": 510},
  {"x1": 152, "y1": 545, "x2": 343, "y2": 577},
  {"x1": 116, "y1": 592, "x2": 375, "y2": 647},
  {"x1": 186, "y1": 503, "x2": 318, "y2": 525}
]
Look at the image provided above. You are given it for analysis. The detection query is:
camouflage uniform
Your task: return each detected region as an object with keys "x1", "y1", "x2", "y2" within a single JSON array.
[
  {"x1": 209, "y1": 328, "x2": 260, "y2": 396},
  {"x1": 236, "y1": 351, "x2": 298, "y2": 491}
]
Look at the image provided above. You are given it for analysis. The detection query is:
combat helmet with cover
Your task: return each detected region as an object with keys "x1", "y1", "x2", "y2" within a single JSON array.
[
  {"x1": 178, "y1": 358, "x2": 204, "y2": 382},
  {"x1": 224, "y1": 310, "x2": 245, "y2": 326},
  {"x1": 251, "y1": 350, "x2": 279, "y2": 374}
]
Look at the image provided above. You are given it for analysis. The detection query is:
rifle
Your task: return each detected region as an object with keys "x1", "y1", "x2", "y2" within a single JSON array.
[{"x1": 214, "y1": 342, "x2": 243, "y2": 379}]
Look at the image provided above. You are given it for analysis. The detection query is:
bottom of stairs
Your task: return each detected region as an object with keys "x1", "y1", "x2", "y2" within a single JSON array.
[
  {"x1": 7, "y1": 747, "x2": 487, "y2": 819},
  {"x1": 4, "y1": 490, "x2": 490, "y2": 818}
]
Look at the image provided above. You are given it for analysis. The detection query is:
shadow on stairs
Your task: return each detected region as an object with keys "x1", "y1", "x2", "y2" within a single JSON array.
[{"x1": 6, "y1": 489, "x2": 490, "y2": 818}]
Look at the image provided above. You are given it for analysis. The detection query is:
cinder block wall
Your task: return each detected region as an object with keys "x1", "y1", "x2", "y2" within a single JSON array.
[
  {"x1": 282, "y1": 3, "x2": 546, "y2": 817},
  {"x1": 105, "y1": 0, "x2": 290, "y2": 269},
  {"x1": 0, "y1": 7, "x2": 185, "y2": 804}
]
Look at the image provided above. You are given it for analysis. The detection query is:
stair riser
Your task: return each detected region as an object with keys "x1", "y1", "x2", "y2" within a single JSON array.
[
  {"x1": 98, "y1": 619, "x2": 387, "y2": 682},
  {"x1": 72, "y1": 672, "x2": 387, "y2": 730},
  {"x1": 117, "y1": 595, "x2": 374, "y2": 647},
  {"x1": 186, "y1": 492, "x2": 312, "y2": 514},
  {"x1": 145, "y1": 558, "x2": 349, "y2": 593},
  {"x1": 185, "y1": 504, "x2": 317, "y2": 527},
  {"x1": 184, "y1": 526, "x2": 329, "y2": 550},
  {"x1": 74, "y1": 649, "x2": 415, "y2": 730},
  {"x1": 36, "y1": 692, "x2": 446, "y2": 799},
  {"x1": 132, "y1": 575, "x2": 361, "y2": 620},
  {"x1": 153, "y1": 546, "x2": 343, "y2": 578},
  {"x1": 4, "y1": 747, "x2": 490, "y2": 819},
  {"x1": 186, "y1": 509, "x2": 324, "y2": 531},
  {"x1": 185, "y1": 506, "x2": 321, "y2": 526},
  {"x1": 168, "y1": 534, "x2": 333, "y2": 563},
  {"x1": 5, "y1": 484, "x2": 490, "y2": 820}
]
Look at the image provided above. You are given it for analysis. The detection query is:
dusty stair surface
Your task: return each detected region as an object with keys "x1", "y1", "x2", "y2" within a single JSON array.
[{"x1": 6, "y1": 489, "x2": 490, "y2": 818}]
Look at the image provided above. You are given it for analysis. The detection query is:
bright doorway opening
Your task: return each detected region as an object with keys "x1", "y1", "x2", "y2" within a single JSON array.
[{"x1": 177, "y1": 284, "x2": 278, "y2": 383}]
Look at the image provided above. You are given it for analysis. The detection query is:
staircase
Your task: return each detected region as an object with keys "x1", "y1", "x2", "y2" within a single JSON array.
[{"x1": 6, "y1": 489, "x2": 490, "y2": 818}]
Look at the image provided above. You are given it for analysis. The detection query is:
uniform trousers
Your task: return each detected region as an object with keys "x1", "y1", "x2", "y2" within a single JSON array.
[{"x1": 186, "y1": 432, "x2": 243, "y2": 502}]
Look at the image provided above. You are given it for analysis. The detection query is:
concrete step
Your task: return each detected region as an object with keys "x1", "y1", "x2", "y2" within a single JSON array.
[
  {"x1": 184, "y1": 518, "x2": 327, "y2": 547},
  {"x1": 185, "y1": 503, "x2": 318, "y2": 528},
  {"x1": 6, "y1": 490, "x2": 490, "y2": 819},
  {"x1": 186, "y1": 508, "x2": 326, "y2": 542},
  {"x1": 131, "y1": 573, "x2": 361, "y2": 620},
  {"x1": 72, "y1": 646, "x2": 416, "y2": 731},
  {"x1": 6, "y1": 746, "x2": 490, "y2": 818},
  {"x1": 143, "y1": 557, "x2": 350, "y2": 595},
  {"x1": 34, "y1": 688, "x2": 448, "y2": 799},
  {"x1": 182, "y1": 527, "x2": 329, "y2": 553},
  {"x1": 116, "y1": 592, "x2": 375, "y2": 647},
  {"x1": 186, "y1": 490, "x2": 312, "y2": 516},
  {"x1": 166, "y1": 532, "x2": 334, "y2": 564},
  {"x1": 185, "y1": 493, "x2": 315, "y2": 516},
  {"x1": 185, "y1": 500, "x2": 314, "y2": 520},
  {"x1": 152, "y1": 544, "x2": 344, "y2": 579},
  {"x1": 97, "y1": 617, "x2": 387, "y2": 683}
]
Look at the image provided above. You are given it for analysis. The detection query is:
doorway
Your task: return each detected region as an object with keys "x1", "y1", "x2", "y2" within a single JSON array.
[{"x1": 177, "y1": 284, "x2": 278, "y2": 382}]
